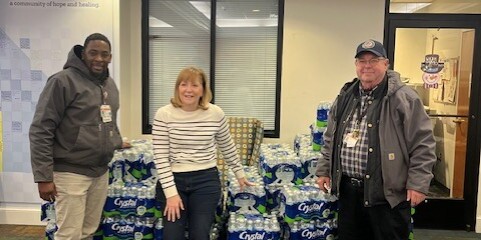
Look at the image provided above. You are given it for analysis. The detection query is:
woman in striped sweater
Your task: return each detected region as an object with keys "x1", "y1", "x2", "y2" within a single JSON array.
[{"x1": 152, "y1": 67, "x2": 252, "y2": 240}]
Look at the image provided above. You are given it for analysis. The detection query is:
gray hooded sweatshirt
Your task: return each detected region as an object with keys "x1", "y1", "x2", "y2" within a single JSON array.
[{"x1": 30, "y1": 45, "x2": 122, "y2": 183}]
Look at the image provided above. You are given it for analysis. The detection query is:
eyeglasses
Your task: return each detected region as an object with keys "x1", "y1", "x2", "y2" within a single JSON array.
[{"x1": 356, "y1": 57, "x2": 386, "y2": 66}]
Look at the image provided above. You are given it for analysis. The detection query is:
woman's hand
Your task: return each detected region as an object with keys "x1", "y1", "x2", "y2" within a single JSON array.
[
  {"x1": 164, "y1": 195, "x2": 184, "y2": 222},
  {"x1": 237, "y1": 177, "x2": 256, "y2": 191}
]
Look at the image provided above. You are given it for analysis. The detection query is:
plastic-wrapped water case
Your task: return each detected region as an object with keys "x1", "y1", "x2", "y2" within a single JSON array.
[
  {"x1": 103, "y1": 182, "x2": 157, "y2": 218},
  {"x1": 279, "y1": 185, "x2": 338, "y2": 224},
  {"x1": 281, "y1": 219, "x2": 337, "y2": 240},
  {"x1": 227, "y1": 213, "x2": 281, "y2": 240},
  {"x1": 102, "y1": 216, "x2": 155, "y2": 240}
]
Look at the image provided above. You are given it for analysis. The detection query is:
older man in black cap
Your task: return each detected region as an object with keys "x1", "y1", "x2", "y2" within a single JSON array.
[{"x1": 316, "y1": 39, "x2": 436, "y2": 240}]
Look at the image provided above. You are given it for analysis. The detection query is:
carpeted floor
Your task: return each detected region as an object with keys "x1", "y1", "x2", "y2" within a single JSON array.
[
  {"x1": 415, "y1": 229, "x2": 481, "y2": 240},
  {"x1": 0, "y1": 225, "x2": 45, "y2": 239},
  {"x1": 1, "y1": 225, "x2": 481, "y2": 239}
]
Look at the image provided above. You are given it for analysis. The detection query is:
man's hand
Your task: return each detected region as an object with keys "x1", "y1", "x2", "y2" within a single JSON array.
[
  {"x1": 317, "y1": 176, "x2": 331, "y2": 193},
  {"x1": 38, "y1": 182, "x2": 57, "y2": 202},
  {"x1": 164, "y1": 195, "x2": 184, "y2": 222},
  {"x1": 121, "y1": 142, "x2": 132, "y2": 148},
  {"x1": 407, "y1": 189, "x2": 426, "y2": 207}
]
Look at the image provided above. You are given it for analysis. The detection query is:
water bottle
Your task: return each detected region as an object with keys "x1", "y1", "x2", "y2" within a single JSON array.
[
  {"x1": 316, "y1": 101, "x2": 330, "y2": 128},
  {"x1": 45, "y1": 221, "x2": 57, "y2": 240},
  {"x1": 154, "y1": 218, "x2": 163, "y2": 240},
  {"x1": 312, "y1": 127, "x2": 323, "y2": 151},
  {"x1": 112, "y1": 159, "x2": 124, "y2": 184},
  {"x1": 124, "y1": 149, "x2": 140, "y2": 183},
  {"x1": 41, "y1": 201, "x2": 56, "y2": 222},
  {"x1": 254, "y1": 219, "x2": 263, "y2": 231}
]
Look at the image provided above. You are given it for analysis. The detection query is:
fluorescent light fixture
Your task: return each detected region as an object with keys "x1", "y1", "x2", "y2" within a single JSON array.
[
  {"x1": 190, "y1": 1, "x2": 277, "y2": 27},
  {"x1": 390, "y1": 3, "x2": 431, "y2": 13},
  {"x1": 149, "y1": 16, "x2": 173, "y2": 27}
]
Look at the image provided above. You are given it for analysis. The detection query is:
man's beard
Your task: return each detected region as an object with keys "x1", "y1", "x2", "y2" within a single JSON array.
[{"x1": 91, "y1": 69, "x2": 108, "y2": 81}]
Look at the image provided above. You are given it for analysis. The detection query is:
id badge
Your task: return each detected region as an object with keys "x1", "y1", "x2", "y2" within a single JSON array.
[
  {"x1": 100, "y1": 105, "x2": 112, "y2": 123},
  {"x1": 343, "y1": 132, "x2": 358, "y2": 148}
]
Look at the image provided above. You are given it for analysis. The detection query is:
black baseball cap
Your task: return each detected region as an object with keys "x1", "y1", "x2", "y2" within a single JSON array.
[{"x1": 355, "y1": 39, "x2": 387, "y2": 58}]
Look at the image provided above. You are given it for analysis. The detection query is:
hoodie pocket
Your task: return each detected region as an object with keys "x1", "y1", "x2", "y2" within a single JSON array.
[
  {"x1": 104, "y1": 123, "x2": 122, "y2": 154},
  {"x1": 72, "y1": 125, "x2": 101, "y2": 152}
]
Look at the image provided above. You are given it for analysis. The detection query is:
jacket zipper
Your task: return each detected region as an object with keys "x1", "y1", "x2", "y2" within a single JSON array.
[{"x1": 99, "y1": 84, "x2": 106, "y2": 157}]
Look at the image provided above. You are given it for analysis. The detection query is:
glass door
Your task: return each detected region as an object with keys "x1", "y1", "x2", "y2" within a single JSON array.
[{"x1": 387, "y1": 19, "x2": 481, "y2": 230}]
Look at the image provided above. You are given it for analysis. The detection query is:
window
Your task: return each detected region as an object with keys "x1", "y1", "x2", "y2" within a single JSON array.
[{"x1": 142, "y1": 0, "x2": 284, "y2": 137}]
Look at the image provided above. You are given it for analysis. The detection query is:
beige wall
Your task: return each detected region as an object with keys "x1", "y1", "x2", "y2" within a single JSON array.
[
  {"x1": 118, "y1": 0, "x2": 143, "y2": 141},
  {"x1": 275, "y1": 0, "x2": 385, "y2": 144},
  {"x1": 118, "y1": 0, "x2": 386, "y2": 144},
  {"x1": 394, "y1": 28, "x2": 427, "y2": 84}
]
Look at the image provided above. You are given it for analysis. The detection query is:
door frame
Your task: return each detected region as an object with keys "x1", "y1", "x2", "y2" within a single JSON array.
[{"x1": 384, "y1": 14, "x2": 481, "y2": 230}]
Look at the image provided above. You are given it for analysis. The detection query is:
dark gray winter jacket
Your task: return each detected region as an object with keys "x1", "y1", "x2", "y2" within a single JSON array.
[{"x1": 30, "y1": 45, "x2": 122, "y2": 182}]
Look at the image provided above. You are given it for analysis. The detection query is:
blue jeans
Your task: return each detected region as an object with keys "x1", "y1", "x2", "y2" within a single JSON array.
[{"x1": 156, "y1": 167, "x2": 221, "y2": 240}]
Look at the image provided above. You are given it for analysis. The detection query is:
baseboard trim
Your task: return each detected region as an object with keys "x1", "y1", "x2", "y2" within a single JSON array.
[{"x1": 0, "y1": 208, "x2": 44, "y2": 225}]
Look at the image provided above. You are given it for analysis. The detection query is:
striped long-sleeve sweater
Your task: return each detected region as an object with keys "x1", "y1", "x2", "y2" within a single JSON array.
[{"x1": 152, "y1": 103, "x2": 245, "y2": 198}]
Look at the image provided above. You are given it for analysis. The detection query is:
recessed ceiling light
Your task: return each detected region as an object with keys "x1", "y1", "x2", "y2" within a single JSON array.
[{"x1": 252, "y1": 9, "x2": 260, "y2": 12}]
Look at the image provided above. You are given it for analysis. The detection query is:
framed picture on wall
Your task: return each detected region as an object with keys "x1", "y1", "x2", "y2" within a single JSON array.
[
  {"x1": 433, "y1": 57, "x2": 459, "y2": 104},
  {"x1": 444, "y1": 57, "x2": 459, "y2": 103}
]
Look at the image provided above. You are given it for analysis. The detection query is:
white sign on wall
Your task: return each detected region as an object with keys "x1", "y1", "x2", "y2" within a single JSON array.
[{"x1": 0, "y1": 0, "x2": 114, "y2": 204}]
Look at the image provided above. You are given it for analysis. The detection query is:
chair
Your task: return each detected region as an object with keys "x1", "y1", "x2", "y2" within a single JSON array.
[{"x1": 217, "y1": 117, "x2": 264, "y2": 186}]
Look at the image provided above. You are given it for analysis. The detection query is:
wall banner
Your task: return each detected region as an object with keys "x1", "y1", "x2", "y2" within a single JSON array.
[{"x1": 0, "y1": 0, "x2": 113, "y2": 203}]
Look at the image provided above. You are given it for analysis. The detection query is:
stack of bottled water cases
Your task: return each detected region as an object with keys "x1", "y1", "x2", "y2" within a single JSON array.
[
  {"x1": 259, "y1": 144, "x2": 303, "y2": 186},
  {"x1": 298, "y1": 150, "x2": 321, "y2": 184},
  {"x1": 226, "y1": 166, "x2": 267, "y2": 214},
  {"x1": 209, "y1": 187, "x2": 229, "y2": 240},
  {"x1": 227, "y1": 212, "x2": 281, "y2": 240},
  {"x1": 41, "y1": 198, "x2": 105, "y2": 239},
  {"x1": 210, "y1": 221, "x2": 224, "y2": 240},
  {"x1": 278, "y1": 184, "x2": 337, "y2": 223},
  {"x1": 108, "y1": 139, "x2": 157, "y2": 185},
  {"x1": 293, "y1": 134, "x2": 311, "y2": 155},
  {"x1": 312, "y1": 101, "x2": 331, "y2": 151},
  {"x1": 41, "y1": 201, "x2": 57, "y2": 240},
  {"x1": 259, "y1": 144, "x2": 319, "y2": 210},
  {"x1": 101, "y1": 139, "x2": 163, "y2": 239},
  {"x1": 282, "y1": 219, "x2": 337, "y2": 240},
  {"x1": 278, "y1": 184, "x2": 338, "y2": 240},
  {"x1": 294, "y1": 133, "x2": 323, "y2": 186}
]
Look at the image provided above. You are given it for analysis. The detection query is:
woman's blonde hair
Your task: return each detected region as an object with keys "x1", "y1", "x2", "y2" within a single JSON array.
[{"x1": 171, "y1": 67, "x2": 212, "y2": 110}]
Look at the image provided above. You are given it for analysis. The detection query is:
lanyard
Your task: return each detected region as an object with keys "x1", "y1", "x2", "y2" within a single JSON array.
[
  {"x1": 100, "y1": 85, "x2": 108, "y2": 105},
  {"x1": 348, "y1": 94, "x2": 371, "y2": 136},
  {"x1": 355, "y1": 96, "x2": 370, "y2": 126}
]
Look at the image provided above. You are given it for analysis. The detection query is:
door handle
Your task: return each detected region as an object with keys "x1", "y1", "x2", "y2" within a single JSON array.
[{"x1": 452, "y1": 118, "x2": 465, "y2": 124}]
